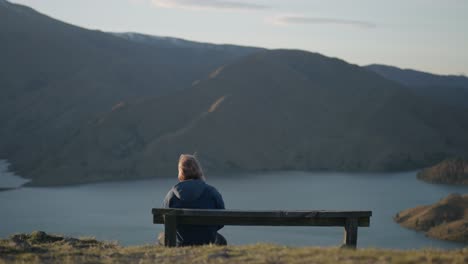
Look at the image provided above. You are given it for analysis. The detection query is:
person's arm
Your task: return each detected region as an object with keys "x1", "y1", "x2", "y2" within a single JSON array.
[
  {"x1": 215, "y1": 191, "x2": 225, "y2": 210},
  {"x1": 213, "y1": 188, "x2": 225, "y2": 230},
  {"x1": 163, "y1": 190, "x2": 174, "y2": 208}
]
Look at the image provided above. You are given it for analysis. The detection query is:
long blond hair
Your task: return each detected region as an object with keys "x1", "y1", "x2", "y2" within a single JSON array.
[{"x1": 178, "y1": 154, "x2": 205, "y2": 181}]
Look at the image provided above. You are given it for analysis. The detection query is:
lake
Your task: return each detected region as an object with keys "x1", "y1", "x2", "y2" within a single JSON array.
[{"x1": 0, "y1": 160, "x2": 466, "y2": 249}]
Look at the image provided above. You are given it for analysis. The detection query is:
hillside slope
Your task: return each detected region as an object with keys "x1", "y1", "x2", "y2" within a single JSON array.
[
  {"x1": 365, "y1": 64, "x2": 468, "y2": 88},
  {"x1": 365, "y1": 64, "x2": 468, "y2": 109},
  {"x1": 0, "y1": 0, "x2": 260, "y2": 176},
  {"x1": 3, "y1": 1, "x2": 468, "y2": 186},
  {"x1": 27, "y1": 50, "x2": 468, "y2": 185}
]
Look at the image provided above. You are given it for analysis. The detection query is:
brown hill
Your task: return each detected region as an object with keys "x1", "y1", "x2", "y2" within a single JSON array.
[
  {"x1": 394, "y1": 194, "x2": 468, "y2": 243},
  {"x1": 417, "y1": 158, "x2": 468, "y2": 185},
  {"x1": 0, "y1": 0, "x2": 260, "y2": 177},
  {"x1": 4, "y1": 1, "x2": 468, "y2": 186},
  {"x1": 26, "y1": 50, "x2": 468, "y2": 185}
]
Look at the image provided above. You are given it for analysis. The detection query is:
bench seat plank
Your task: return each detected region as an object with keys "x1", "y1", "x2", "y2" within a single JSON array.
[
  {"x1": 155, "y1": 215, "x2": 369, "y2": 227},
  {"x1": 153, "y1": 209, "x2": 372, "y2": 219}
]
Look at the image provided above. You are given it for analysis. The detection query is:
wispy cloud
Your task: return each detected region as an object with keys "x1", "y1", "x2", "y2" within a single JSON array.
[
  {"x1": 151, "y1": 0, "x2": 269, "y2": 11},
  {"x1": 270, "y1": 15, "x2": 376, "y2": 29}
]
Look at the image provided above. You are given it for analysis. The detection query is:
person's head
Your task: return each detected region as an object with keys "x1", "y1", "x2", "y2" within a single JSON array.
[{"x1": 178, "y1": 154, "x2": 205, "y2": 182}]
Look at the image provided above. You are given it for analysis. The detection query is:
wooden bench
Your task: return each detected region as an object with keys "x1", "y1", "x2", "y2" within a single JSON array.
[{"x1": 152, "y1": 208, "x2": 372, "y2": 248}]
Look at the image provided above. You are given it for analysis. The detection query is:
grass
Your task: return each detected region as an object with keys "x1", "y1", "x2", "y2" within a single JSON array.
[{"x1": 0, "y1": 232, "x2": 467, "y2": 264}]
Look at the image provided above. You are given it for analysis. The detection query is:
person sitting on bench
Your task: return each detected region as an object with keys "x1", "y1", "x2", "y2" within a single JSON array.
[{"x1": 158, "y1": 154, "x2": 227, "y2": 246}]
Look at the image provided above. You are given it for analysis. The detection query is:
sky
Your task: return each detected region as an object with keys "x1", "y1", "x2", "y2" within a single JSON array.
[{"x1": 10, "y1": 0, "x2": 468, "y2": 75}]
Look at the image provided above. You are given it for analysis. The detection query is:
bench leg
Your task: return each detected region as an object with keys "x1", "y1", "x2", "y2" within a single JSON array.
[
  {"x1": 343, "y1": 217, "x2": 358, "y2": 249},
  {"x1": 164, "y1": 214, "x2": 177, "y2": 247}
]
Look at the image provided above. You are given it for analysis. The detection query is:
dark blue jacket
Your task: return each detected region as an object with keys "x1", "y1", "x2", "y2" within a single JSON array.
[{"x1": 163, "y1": 179, "x2": 225, "y2": 246}]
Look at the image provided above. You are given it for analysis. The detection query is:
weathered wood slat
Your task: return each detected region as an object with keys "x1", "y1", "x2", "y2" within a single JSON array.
[
  {"x1": 154, "y1": 215, "x2": 370, "y2": 227},
  {"x1": 152, "y1": 209, "x2": 372, "y2": 218},
  {"x1": 164, "y1": 214, "x2": 177, "y2": 247},
  {"x1": 343, "y1": 217, "x2": 359, "y2": 249}
]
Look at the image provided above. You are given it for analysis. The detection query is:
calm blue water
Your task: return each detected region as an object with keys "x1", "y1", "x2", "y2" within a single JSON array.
[
  {"x1": 0, "y1": 160, "x2": 466, "y2": 249},
  {"x1": 0, "y1": 160, "x2": 29, "y2": 187}
]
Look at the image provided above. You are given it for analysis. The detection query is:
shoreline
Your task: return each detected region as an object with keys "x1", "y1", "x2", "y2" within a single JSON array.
[
  {"x1": 7, "y1": 164, "x2": 422, "y2": 188},
  {"x1": 0, "y1": 160, "x2": 30, "y2": 189},
  {"x1": 0, "y1": 187, "x2": 20, "y2": 192},
  {"x1": 1, "y1": 170, "x2": 465, "y2": 249}
]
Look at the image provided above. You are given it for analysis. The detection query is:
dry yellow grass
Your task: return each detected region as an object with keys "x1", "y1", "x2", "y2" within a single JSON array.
[{"x1": 1, "y1": 232, "x2": 467, "y2": 264}]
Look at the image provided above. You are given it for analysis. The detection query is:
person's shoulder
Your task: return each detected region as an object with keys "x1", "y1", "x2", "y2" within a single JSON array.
[
  {"x1": 163, "y1": 186, "x2": 177, "y2": 207},
  {"x1": 204, "y1": 183, "x2": 222, "y2": 195},
  {"x1": 164, "y1": 186, "x2": 176, "y2": 199},
  {"x1": 204, "y1": 182, "x2": 225, "y2": 209}
]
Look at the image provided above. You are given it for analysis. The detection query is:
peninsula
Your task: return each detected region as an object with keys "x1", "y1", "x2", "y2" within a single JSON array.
[
  {"x1": 394, "y1": 194, "x2": 468, "y2": 243},
  {"x1": 417, "y1": 158, "x2": 468, "y2": 185}
]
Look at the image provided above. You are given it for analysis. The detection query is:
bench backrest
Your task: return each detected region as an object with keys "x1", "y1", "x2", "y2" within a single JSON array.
[
  {"x1": 152, "y1": 208, "x2": 372, "y2": 227},
  {"x1": 152, "y1": 208, "x2": 372, "y2": 248}
]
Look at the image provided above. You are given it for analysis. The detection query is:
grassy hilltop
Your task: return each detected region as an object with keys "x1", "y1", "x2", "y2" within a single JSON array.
[{"x1": 1, "y1": 232, "x2": 467, "y2": 264}]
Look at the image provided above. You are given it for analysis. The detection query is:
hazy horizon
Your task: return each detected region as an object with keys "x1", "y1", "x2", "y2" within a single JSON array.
[{"x1": 8, "y1": 0, "x2": 468, "y2": 76}]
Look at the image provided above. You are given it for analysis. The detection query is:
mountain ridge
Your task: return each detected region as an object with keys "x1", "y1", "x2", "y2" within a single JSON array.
[
  {"x1": 366, "y1": 64, "x2": 468, "y2": 109},
  {"x1": 0, "y1": 0, "x2": 260, "y2": 178},
  {"x1": 365, "y1": 64, "x2": 468, "y2": 87},
  {"x1": 25, "y1": 49, "x2": 468, "y2": 185},
  {"x1": 112, "y1": 32, "x2": 264, "y2": 55},
  {"x1": 2, "y1": 1, "x2": 468, "y2": 186}
]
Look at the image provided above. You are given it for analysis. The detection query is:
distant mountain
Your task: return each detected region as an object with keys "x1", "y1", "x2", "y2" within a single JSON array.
[
  {"x1": 3, "y1": 1, "x2": 468, "y2": 186},
  {"x1": 365, "y1": 64, "x2": 468, "y2": 88},
  {"x1": 27, "y1": 50, "x2": 468, "y2": 185},
  {"x1": 112, "y1": 32, "x2": 261, "y2": 56},
  {"x1": 365, "y1": 64, "x2": 468, "y2": 109},
  {"x1": 0, "y1": 0, "x2": 260, "y2": 176}
]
